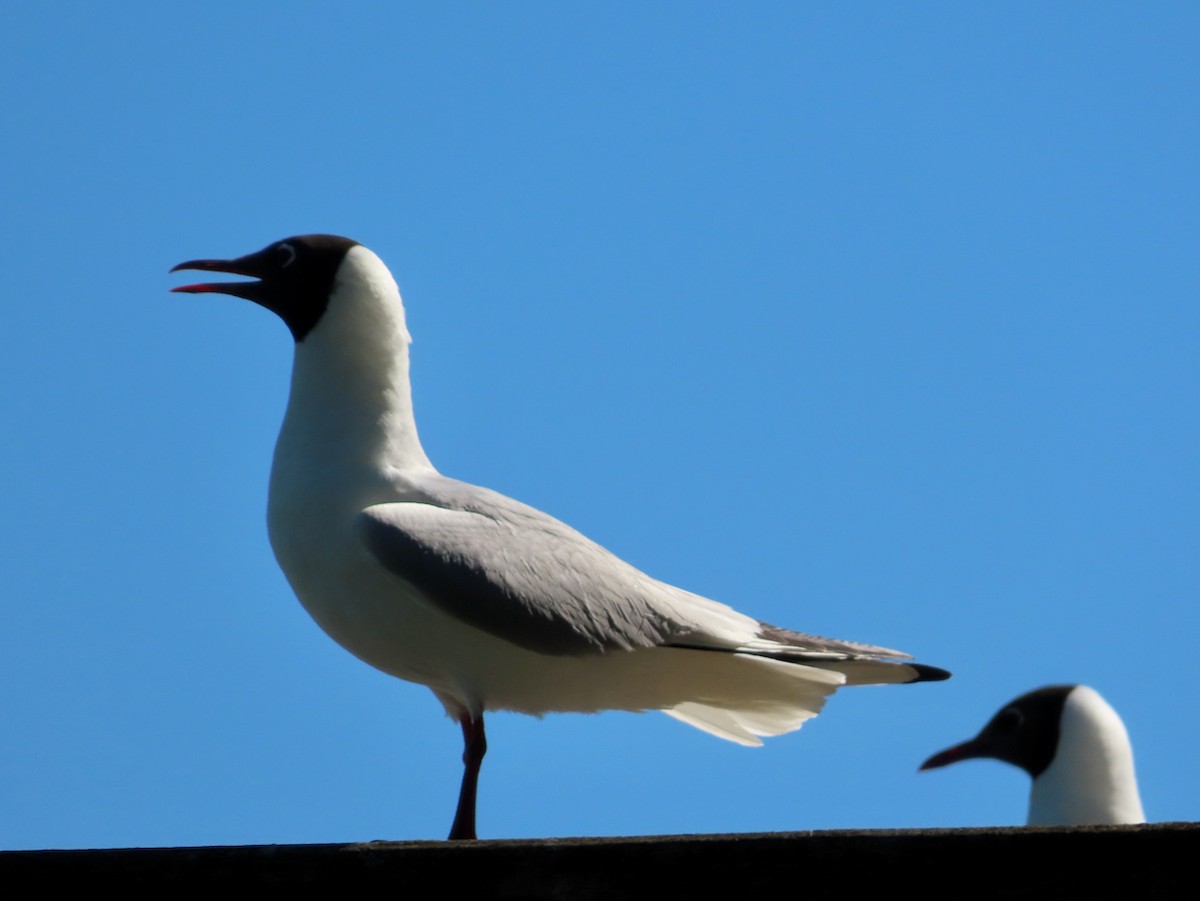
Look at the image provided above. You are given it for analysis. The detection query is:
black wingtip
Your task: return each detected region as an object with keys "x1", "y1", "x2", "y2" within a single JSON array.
[{"x1": 909, "y1": 663, "x2": 952, "y2": 683}]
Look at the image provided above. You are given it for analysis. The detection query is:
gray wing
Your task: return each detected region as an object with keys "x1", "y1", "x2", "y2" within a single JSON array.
[
  {"x1": 356, "y1": 477, "x2": 949, "y2": 683},
  {"x1": 356, "y1": 487, "x2": 697, "y2": 656}
]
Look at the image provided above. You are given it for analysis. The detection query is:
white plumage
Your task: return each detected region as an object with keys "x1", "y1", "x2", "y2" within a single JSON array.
[
  {"x1": 1029, "y1": 686, "x2": 1145, "y2": 826},
  {"x1": 921, "y1": 684, "x2": 1144, "y2": 826},
  {"x1": 173, "y1": 234, "x2": 948, "y2": 838}
]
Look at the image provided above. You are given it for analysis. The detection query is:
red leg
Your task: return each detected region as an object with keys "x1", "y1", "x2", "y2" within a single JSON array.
[{"x1": 448, "y1": 713, "x2": 486, "y2": 840}]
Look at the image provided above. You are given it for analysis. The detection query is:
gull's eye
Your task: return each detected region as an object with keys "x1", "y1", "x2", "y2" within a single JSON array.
[{"x1": 277, "y1": 242, "x2": 297, "y2": 268}]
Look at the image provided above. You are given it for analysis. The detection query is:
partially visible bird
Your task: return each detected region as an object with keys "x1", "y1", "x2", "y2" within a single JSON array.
[
  {"x1": 171, "y1": 233, "x2": 950, "y2": 840},
  {"x1": 920, "y1": 684, "x2": 1144, "y2": 826}
]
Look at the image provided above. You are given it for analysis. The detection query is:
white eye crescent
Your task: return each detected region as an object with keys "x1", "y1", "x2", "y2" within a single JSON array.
[{"x1": 278, "y1": 243, "x2": 297, "y2": 268}]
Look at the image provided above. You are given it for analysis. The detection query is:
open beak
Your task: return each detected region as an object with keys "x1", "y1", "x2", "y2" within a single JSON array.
[{"x1": 170, "y1": 250, "x2": 270, "y2": 301}]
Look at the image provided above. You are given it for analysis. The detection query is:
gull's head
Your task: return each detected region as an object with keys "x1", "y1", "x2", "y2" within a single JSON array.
[
  {"x1": 171, "y1": 234, "x2": 360, "y2": 342},
  {"x1": 919, "y1": 685, "x2": 1075, "y2": 777}
]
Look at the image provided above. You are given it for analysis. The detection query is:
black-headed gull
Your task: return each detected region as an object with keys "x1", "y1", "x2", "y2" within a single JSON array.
[
  {"x1": 173, "y1": 234, "x2": 949, "y2": 839},
  {"x1": 921, "y1": 684, "x2": 1144, "y2": 825}
]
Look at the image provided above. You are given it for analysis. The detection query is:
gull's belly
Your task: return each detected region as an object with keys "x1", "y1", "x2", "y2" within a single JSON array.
[
  {"x1": 267, "y1": 502, "x2": 452, "y2": 686},
  {"x1": 264, "y1": 494, "x2": 738, "y2": 719}
]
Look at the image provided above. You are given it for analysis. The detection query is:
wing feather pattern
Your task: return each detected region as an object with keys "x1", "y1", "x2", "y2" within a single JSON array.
[
  {"x1": 356, "y1": 495, "x2": 693, "y2": 656},
  {"x1": 356, "y1": 475, "x2": 949, "y2": 685}
]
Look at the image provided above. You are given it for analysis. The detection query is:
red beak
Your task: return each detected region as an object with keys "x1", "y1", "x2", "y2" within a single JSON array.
[{"x1": 170, "y1": 250, "x2": 272, "y2": 301}]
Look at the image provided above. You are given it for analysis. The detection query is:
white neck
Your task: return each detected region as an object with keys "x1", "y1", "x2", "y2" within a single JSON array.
[
  {"x1": 1028, "y1": 686, "x2": 1145, "y2": 826},
  {"x1": 271, "y1": 245, "x2": 434, "y2": 508}
]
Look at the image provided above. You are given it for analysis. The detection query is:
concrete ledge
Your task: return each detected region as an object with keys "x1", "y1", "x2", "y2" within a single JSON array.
[{"x1": 2, "y1": 823, "x2": 1194, "y2": 897}]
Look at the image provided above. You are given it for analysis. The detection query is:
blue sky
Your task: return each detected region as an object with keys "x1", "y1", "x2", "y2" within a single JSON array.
[{"x1": 1, "y1": 3, "x2": 1196, "y2": 848}]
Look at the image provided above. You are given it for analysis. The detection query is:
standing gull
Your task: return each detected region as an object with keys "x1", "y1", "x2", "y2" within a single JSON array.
[
  {"x1": 172, "y1": 234, "x2": 949, "y2": 840},
  {"x1": 920, "y1": 684, "x2": 1144, "y2": 825}
]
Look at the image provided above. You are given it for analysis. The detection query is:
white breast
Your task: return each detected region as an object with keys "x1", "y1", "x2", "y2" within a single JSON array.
[{"x1": 1028, "y1": 685, "x2": 1145, "y2": 826}]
